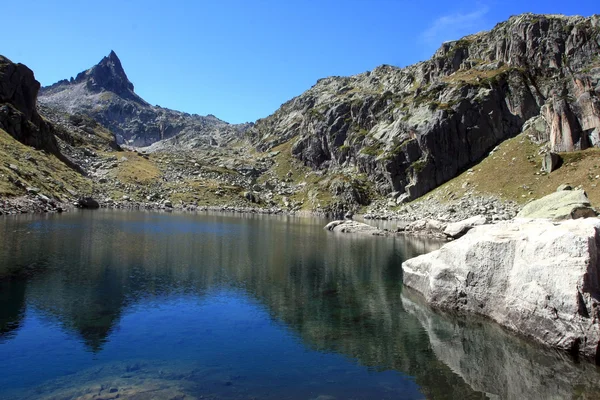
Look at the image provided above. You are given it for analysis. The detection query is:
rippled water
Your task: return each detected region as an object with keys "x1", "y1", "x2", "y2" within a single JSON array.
[{"x1": 1, "y1": 210, "x2": 599, "y2": 400}]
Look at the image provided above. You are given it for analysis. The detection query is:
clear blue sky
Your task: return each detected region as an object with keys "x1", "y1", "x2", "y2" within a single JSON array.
[{"x1": 3, "y1": 0, "x2": 597, "y2": 123}]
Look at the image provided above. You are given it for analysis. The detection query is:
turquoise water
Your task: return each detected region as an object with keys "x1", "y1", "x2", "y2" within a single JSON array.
[{"x1": 1, "y1": 210, "x2": 599, "y2": 400}]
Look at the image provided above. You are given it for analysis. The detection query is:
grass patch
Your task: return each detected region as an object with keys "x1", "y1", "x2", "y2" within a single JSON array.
[
  {"x1": 442, "y1": 65, "x2": 513, "y2": 86},
  {"x1": 420, "y1": 132, "x2": 600, "y2": 207},
  {"x1": 111, "y1": 152, "x2": 161, "y2": 184},
  {"x1": 0, "y1": 128, "x2": 91, "y2": 198}
]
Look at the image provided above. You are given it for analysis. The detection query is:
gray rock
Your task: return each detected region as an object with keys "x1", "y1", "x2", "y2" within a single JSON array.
[
  {"x1": 517, "y1": 190, "x2": 597, "y2": 219},
  {"x1": 243, "y1": 191, "x2": 257, "y2": 203},
  {"x1": 324, "y1": 220, "x2": 387, "y2": 236},
  {"x1": 38, "y1": 51, "x2": 252, "y2": 149},
  {"x1": 402, "y1": 290, "x2": 600, "y2": 398},
  {"x1": 78, "y1": 197, "x2": 99, "y2": 209},
  {"x1": 37, "y1": 194, "x2": 50, "y2": 203},
  {"x1": 248, "y1": 14, "x2": 600, "y2": 203},
  {"x1": 443, "y1": 215, "x2": 487, "y2": 239},
  {"x1": 542, "y1": 152, "x2": 561, "y2": 173},
  {"x1": 557, "y1": 184, "x2": 573, "y2": 191},
  {"x1": 402, "y1": 218, "x2": 600, "y2": 362}
]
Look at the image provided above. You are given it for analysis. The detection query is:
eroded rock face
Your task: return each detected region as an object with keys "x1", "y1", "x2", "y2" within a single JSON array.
[
  {"x1": 39, "y1": 51, "x2": 252, "y2": 147},
  {"x1": 249, "y1": 14, "x2": 600, "y2": 202},
  {"x1": 0, "y1": 56, "x2": 60, "y2": 154},
  {"x1": 402, "y1": 218, "x2": 600, "y2": 362},
  {"x1": 516, "y1": 189, "x2": 597, "y2": 219}
]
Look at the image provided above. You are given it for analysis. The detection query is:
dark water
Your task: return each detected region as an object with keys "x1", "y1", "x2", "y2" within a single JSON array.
[{"x1": 1, "y1": 211, "x2": 600, "y2": 400}]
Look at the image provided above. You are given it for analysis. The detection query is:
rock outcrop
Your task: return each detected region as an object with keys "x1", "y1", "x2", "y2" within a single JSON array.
[
  {"x1": 443, "y1": 215, "x2": 487, "y2": 239},
  {"x1": 249, "y1": 14, "x2": 600, "y2": 203},
  {"x1": 0, "y1": 56, "x2": 61, "y2": 154},
  {"x1": 324, "y1": 220, "x2": 388, "y2": 235},
  {"x1": 77, "y1": 197, "x2": 100, "y2": 209},
  {"x1": 39, "y1": 51, "x2": 252, "y2": 147},
  {"x1": 517, "y1": 189, "x2": 597, "y2": 219},
  {"x1": 402, "y1": 218, "x2": 600, "y2": 362}
]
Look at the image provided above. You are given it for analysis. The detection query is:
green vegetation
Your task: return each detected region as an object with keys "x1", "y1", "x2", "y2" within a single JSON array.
[
  {"x1": 411, "y1": 159, "x2": 427, "y2": 173},
  {"x1": 308, "y1": 108, "x2": 325, "y2": 121},
  {"x1": 386, "y1": 137, "x2": 416, "y2": 160},
  {"x1": 0, "y1": 128, "x2": 91, "y2": 198},
  {"x1": 360, "y1": 143, "x2": 383, "y2": 157},
  {"x1": 447, "y1": 38, "x2": 472, "y2": 57}
]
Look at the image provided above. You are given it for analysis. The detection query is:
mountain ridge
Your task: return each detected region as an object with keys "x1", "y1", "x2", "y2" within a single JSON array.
[
  {"x1": 39, "y1": 51, "x2": 252, "y2": 147},
  {"x1": 248, "y1": 13, "x2": 600, "y2": 201},
  {"x1": 2, "y1": 12, "x2": 599, "y2": 218}
]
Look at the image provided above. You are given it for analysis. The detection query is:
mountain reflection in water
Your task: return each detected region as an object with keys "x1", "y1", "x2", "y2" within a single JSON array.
[{"x1": 1, "y1": 210, "x2": 599, "y2": 400}]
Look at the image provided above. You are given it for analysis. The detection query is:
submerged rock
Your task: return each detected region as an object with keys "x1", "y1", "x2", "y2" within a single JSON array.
[
  {"x1": 402, "y1": 218, "x2": 600, "y2": 363},
  {"x1": 517, "y1": 189, "x2": 597, "y2": 219}
]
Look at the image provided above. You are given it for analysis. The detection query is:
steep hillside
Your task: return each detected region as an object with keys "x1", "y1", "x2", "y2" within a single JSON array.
[
  {"x1": 0, "y1": 56, "x2": 63, "y2": 157},
  {"x1": 39, "y1": 51, "x2": 251, "y2": 147},
  {"x1": 249, "y1": 14, "x2": 600, "y2": 203}
]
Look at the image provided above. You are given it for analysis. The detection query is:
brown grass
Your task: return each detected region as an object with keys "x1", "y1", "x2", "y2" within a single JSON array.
[
  {"x1": 0, "y1": 128, "x2": 91, "y2": 198},
  {"x1": 442, "y1": 65, "x2": 511, "y2": 85},
  {"x1": 111, "y1": 152, "x2": 162, "y2": 184},
  {"x1": 422, "y1": 132, "x2": 600, "y2": 207}
]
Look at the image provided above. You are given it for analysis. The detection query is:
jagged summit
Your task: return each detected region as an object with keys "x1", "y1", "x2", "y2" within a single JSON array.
[
  {"x1": 39, "y1": 51, "x2": 251, "y2": 147},
  {"x1": 42, "y1": 51, "x2": 144, "y2": 104},
  {"x1": 74, "y1": 50, "x2": 138, "y2": 101}
]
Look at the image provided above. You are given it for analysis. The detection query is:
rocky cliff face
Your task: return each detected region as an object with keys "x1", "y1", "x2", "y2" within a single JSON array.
[
  {"x1": 0, "y1": 55, "x2": 61, "y2": 154},
  {"x1": 249, "y1": 14, "x2": 600, "y2": 202},
  {"x1": 39, "y1": 51, "x2": 251, "y2": 147}
]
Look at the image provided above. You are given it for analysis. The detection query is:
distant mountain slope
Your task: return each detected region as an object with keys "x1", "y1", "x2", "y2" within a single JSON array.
[
  {"x1": 249, "y1": 13, "x2": 600, "y2": 201},
  {"x1": 39, "y1": 51, "x2": 251, "y2": 147}
]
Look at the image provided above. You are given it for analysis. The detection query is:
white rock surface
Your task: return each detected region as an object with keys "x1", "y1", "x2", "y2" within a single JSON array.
[
  {"x1": 516, "y1": 189, "x2": 597, "y2": 219},
  {"x1": 324, "y1": 220, "x2": 387, "y2": 235},
  {"x1": 402, "y1": 218, "x2": 600, "y2": 362},
  {"x1": 443, "y1": 215, "x2": 487, "y2": 238}
]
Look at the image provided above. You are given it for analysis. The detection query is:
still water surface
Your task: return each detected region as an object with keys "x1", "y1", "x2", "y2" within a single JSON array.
[{"x1": 1, "y1": 210, "x2": 600, "y2": 399}]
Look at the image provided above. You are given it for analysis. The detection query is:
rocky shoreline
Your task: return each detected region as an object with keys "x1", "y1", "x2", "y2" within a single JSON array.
[
  {"x1": 325, "y1": 189, "x2": 600, "y2": 364},
  {"x1": 0, "y1": 190, "x2": 523, "y2": 223},
  {"x1": 365, "y1": 194, "x2": 520, "y2": 223},
  {"x1": 402, "y1": 218, "x2": 600, "y2": 364}
]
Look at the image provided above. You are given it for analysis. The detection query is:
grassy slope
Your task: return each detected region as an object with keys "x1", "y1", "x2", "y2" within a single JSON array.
[
  {"x1": 0, "y1": 128, "x2": 91, "y2": 199},
  {"x1": 418, "y1": 131, "x2": 600, "y2": 207},
  {"x1": 257, "y1": 139, "x2": 377, "y2": 211}
]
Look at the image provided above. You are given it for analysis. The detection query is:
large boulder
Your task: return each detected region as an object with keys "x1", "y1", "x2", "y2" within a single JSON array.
[
  {"x1": 324, "y1": 220, "x2": 387, "y2": 236},
  {"x1": 517, "y1": 189, "x2": 597, "y2": 219},
  {"x1": 541, "y1": 151, "x2": 561, "y2": 173},
  {"x1": 402, "y1": 218, "x2": 600, "y2": 362},
  {"x1": 78, "y1": 197, "x2": 100, "y2": 209},
  {"x1": 443, "y1": 215, "x2": 487, "y2": 239}
]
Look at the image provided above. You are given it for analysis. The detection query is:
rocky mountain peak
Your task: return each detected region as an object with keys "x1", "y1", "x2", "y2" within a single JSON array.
[
  {"x1": 39, "y1": 51, "x2": 251, "y2": 147},
  {"x1": 73, "y1": 50, "x2": 140, "y2": 102}
]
